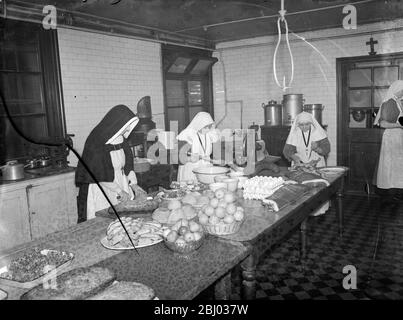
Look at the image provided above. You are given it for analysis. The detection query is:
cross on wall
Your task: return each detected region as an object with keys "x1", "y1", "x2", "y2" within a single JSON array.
[{"x1": 366, "y1": 37, "x2": 378, "y2": 56}]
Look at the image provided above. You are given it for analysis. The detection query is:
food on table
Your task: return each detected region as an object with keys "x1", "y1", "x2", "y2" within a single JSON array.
[
  {"x1": 197, "y1": 190, "x2": 245, "y2": 235},
  {"x1": 0, "y1": 248, "x2": 73, "y2": 283},
  {"x1": 163, "y1": 219, "x2": 204, "y2": 252},
  {"x1": 111, "y1": 196, "x2": 159, "y2": 212},
  {"x1": 157, "y1": 189, "x2": 186, "y2": 200},
  {"x1": 87, "y1": 281, "x2": 155, "y2": 300},
  {"x1": 243, "y1": 176, "x2": 285, "y2": 200},
  {"x1": 106, "y1": 217, "x2": 167, "y2": 248},
  {"x1": 170, "y1": 181, "x2": 207, "y2": 192},
  {"x1": 21, "y1": 267, "x2": 116, "y2": 300},
  {"x1": 151, "y1": 207, "x2": 171, "y2": 224},
  {"x1": 182, "y1": 194, "x2": 197, "y2": 205}
]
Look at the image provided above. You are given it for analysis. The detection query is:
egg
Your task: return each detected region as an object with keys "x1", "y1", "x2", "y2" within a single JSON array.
[{"x1": 198, "y1": 213, "x2": 209, "y2": 224}]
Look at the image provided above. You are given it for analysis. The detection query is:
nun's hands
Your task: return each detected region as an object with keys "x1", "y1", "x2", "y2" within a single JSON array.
[
  {"x1": 190, "y1": 153, "x2": 200, "y2": 163},
  {"x1": 117, "y1": 190, "x2": 131, "y2": 202}
]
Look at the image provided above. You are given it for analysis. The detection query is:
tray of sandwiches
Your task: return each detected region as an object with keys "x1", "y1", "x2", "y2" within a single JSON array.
[{"x1": 0, "y1": 247, "x2": 74, "y2": 289}]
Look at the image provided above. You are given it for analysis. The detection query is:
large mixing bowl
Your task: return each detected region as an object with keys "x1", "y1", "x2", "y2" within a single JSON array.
[{"x1": 192, "y1": 166, "x2": 230, "y2": 184}]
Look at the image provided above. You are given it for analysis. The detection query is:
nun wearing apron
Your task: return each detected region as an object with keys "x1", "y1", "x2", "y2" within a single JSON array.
[
  {"x1": 176, "y1": 112, "x2": 220, "y2": 183},
  {"x1": 283, "y1": 112, "x2": 331, "y2": 216},
  {"x1": 374, "y1": 80, "x2": 403, "y2": 200},
  {"x1": 75, "y1": 105, "x2": 143, "y2": 223}
]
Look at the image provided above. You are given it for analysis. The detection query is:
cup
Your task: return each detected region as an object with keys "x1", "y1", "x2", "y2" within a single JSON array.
[{"x1": 223, "y1": 178, "x2": 239, "y2": 192}]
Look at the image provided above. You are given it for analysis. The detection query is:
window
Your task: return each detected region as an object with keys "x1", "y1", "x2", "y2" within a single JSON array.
[
  {"x1": 0, "y1": 19, "x2": 65, "y2": 163},
  {"x1": 162, "y1": 45, "x2": 217, "y2": 133}
]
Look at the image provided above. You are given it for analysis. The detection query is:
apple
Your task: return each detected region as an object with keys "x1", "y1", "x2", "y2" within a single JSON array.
[
  {"x1": 178, "y1": 226, "x2": 189, "y2": 236},
  {"x1": 234, "y1": 210, "x2": 244, "y2": 221},
  {"x1": 224, "y1": 215, "x2": 235, "y2": 224},
  {"x1": 193, "y1": 232, "x2": 202, "y2": 241},
  {"x1": 175, "y1": 238, "x2": 186, "y2": 246},
  {"x1": 226, "y1": 203, "x2": 237, "y2": 215},
  {"x1": 184, "y1": 232, "x2": 195, "y2": 242},
  {"x1": 198, "y1": 213, "x2": 209, "y2": 225},
  {"x1": 204, "y1": 205, "x2": 215, "y2": 216},
  {"x1": 224, "y1": 192, "x2": 236, "y2": 204},
  {"x1": 215, "y1": 188, "x2": 226, "y2": 200},
  {"x1": 215, "y1": 207, "x2": 226, "y2": 219},
  {"x1": 167, "y1": 230, "x2": 178, "y2": 242},
  {"x1": 218, "y1": 200, "x2": 228, "y2": 208},
  {"x1": 168, "y1": 199, "x2": 182, "y2": 210},
  {"x1": 209, "y1": 215, "x2": 220, "y2": 225},
  {"x1": 189, "y1": 221, "x2": 200, "y2": 232},
  {"x1": 210, "y1": 198, "x2": 219, "y2": 208}
]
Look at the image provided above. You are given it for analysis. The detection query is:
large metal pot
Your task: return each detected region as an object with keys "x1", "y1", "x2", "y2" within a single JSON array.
[
  {"x1": 303, "y1": 104, "x2": 325, "y2": 125},
  {"x1": 282, "y1": 94, "x2": 304, "y2": 126},
  {"x1": 262, "y1": 100, "x2": 282, "y2": 126},
  {"x1": 0, "y1": 161, "x2": 25, "y2": 180}
]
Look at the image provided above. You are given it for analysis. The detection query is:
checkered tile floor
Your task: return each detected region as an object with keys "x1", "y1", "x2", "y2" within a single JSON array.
[{"x1": 228, "y1": 195, "x2": 403, "y2": 300}]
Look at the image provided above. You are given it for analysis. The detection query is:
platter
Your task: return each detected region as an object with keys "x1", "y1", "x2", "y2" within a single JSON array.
[
  {"x1": 0, "y1": 249, "x2": 74, "y2": 289},
  {"x1": 100, "y1": 236, "x2": 162, "y2": 250},
  {"x1": 318, "y1": 167, "x2": 347, "y2": 176}
]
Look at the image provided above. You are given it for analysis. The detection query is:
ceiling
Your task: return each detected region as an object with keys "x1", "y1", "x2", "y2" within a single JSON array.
[{"x1": 3, "y1": 0, "x2": 403, "y2": 48}]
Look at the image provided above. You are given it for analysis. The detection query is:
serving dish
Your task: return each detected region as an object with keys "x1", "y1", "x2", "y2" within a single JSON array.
[
  {"x1": 164, "y1": 232, "x2": 205, "y2": 254},
  {"x1": 0, "y1": 248, "x2": 74, "y2": 289},
  {"x1": 192, "y1": 166, "x2": 230, "y2": 184},
  {"x1": 100, "y1": 236, "x2": 163, "y2": 250}
]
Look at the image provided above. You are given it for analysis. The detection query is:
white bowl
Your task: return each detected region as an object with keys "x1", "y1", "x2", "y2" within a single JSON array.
[
  {"x1": 192, "y1": 166, "x2": 230, "y2": 184},
  {"x1": 214, "y1": 175, "x2": 228, "y2": 183},
  {"x1": 209, "y1": 182, "x2": 228, "y2": 192}
]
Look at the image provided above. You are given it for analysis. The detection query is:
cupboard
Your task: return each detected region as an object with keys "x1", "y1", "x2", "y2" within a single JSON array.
[{"x1": 0, "y1": 172, "x2": 77, "y2": 252}]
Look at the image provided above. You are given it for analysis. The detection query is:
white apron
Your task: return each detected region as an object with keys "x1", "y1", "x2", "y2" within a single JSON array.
[
  {"x1": 86, "y1": 149, "x2": 134, "y2": 220},
  {"x1": 376, "y1": 102, "x2": 403, "y2": 189},
  {"x1": 178, "y1": 132, "x2": 213, "y2": 183}
]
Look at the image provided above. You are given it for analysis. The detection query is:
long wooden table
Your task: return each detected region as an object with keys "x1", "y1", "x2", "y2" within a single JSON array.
[
  {"x1": 0, "y1": 168, "x2": 347, "y2": 300},
  {"x1": 220, "y1": 168, "x2": 348, "y2": 299}
]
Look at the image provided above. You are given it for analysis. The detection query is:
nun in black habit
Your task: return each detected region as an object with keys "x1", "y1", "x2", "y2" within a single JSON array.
[{"x1": 75, "y1": 104, "x2": 143, "y2": 223}]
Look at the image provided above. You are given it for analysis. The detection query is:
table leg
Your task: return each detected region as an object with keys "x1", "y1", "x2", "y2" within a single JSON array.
[
  {"x1": 335, "y1": 190, "x2": 344, "y2": 238},
  {"x1": 241, "y1": 254, "x2": 256, "y2": 300},
  {"x1": 300, "y1": 219, "x2": 308, "y2": 259},
  {"x1": 214, "y1": 272, "x2": 232, "y2": 300}
]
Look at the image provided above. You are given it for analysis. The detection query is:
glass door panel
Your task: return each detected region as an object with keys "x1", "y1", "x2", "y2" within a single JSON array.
[
  {"x1": 349, "y1": 68, "x2": 371, "y2": 87},
  {"x1": 166, "y1": 80, "x2": 185, "y2": 107},
  {"x1": 373, "y1": 66, "x2": 398, "y2": 86},
  {"x1": 349, "y1": 89, "x2": 371, "y2": 108}
]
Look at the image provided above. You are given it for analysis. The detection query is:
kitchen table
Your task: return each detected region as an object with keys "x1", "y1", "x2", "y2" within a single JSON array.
[
  {"x1": 0, "y1": 217, "x2": 250, "y2": 300},
  {"x1": 220, "y1": 167, "x2": 348, "y2": 300}
]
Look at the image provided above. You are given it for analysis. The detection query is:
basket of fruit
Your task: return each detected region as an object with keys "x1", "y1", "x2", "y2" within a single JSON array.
[
  {"x1": 163, "y1": 219, "x2": 205, "y2": 254},
  {"x1": 197, "y1": 188, "x2": 245, "y2": 236}
]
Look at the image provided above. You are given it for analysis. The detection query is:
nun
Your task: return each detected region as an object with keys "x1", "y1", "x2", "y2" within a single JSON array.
[
  {"x1": 283, "y1": 111, "x2": 331, "y2": 216},
  {"x1": 373, "y1": 80, "x2": 403, "y2": 202},
  {"x1": 176, "y1": 112, "x2": 220, "y2": 182},
  {"x1": 75, "y1": 104, "x2": 144, "y2": 223}
]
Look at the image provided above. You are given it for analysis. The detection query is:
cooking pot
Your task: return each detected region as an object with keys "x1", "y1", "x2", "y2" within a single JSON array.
[
  {"x1": 282, "y1": 94, "x2": 304, "y2": 126},
  {"x1": 0, "y1": 161, "x2": 25, "y2": 180},
  {"x1": 303, "y1": 104, "x2": 324, "y2": 125},
  {"x1": 262, "y1": 100, "x2": 282, "y2": 126}
]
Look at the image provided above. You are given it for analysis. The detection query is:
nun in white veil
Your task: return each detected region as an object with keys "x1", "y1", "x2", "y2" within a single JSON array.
[{"x1": 176, "y1": 112, "x2": 220, "y2": 182}]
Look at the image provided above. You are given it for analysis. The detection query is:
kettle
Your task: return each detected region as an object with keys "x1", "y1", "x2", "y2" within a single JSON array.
[{"x1": 0, "y1": 161, "x2": 25, "y2": 180}]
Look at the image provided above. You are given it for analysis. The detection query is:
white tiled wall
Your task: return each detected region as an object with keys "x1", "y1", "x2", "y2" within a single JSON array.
[
  {"x1": 57, "y1": 28, "x2": 165, "y2": 167},
  {"x1": 213, "y1": 19, "x2": 403, "y2": 166}
]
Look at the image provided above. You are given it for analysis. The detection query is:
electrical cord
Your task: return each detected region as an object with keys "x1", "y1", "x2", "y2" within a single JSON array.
[
  {"x1": 0, "y1": 89, "x2": 139, "y2": 253},
  {"x1": 273, "y1": 6, "x2": 294, "y2": 91}
]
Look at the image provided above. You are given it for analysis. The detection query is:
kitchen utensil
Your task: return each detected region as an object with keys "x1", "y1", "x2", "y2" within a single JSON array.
[
  {"x1": 262, "y1": 100, "x2": 282, "y2": 126},
  {"x1": 192, "y1": 166, "x2": 230, "y2": 184},
  {"x1": 282, "y1": 94, "x2": 304, "y2": 126},
  {"x1": 303, "y1": 104, "x2": 324, "y2": 125},
  {"x1": 0, "y1": 161, "x2": 25, "y2": 180}
]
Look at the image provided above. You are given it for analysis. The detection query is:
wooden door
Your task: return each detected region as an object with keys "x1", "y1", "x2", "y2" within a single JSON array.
[
  {"x1": 0, "y1": 188, "x2": 31, "y2": 252},
  {"x1": 337, "y1": 53, "x2": 403, "y2": 194},
  {"x1": 27, "y1": 179, "x2": 70, "y2": 239}
]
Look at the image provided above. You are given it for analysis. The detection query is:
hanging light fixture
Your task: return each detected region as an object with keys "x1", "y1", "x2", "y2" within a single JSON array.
[{"x1": 273, "y1": 0, "x2": 294, "y2": 92}]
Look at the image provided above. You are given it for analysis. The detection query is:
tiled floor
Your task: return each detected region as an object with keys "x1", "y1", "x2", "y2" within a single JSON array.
[{"x1": 229, "y1": 195, "x2": 403, "y2": 300}]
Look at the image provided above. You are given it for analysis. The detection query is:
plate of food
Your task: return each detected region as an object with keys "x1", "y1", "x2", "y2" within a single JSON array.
[
  {"x1": 100, "y1": 217, "x2": 168, "y2": 250},
  {"x1": 318, "y1": 167, "x2": 347, "y2": 174},
  {"x1": 0, "y1": 248, "x2": 74, "y2": 289},
  {"x1": 156, "y1": 188, "x2": 187, "y2": 201}
]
